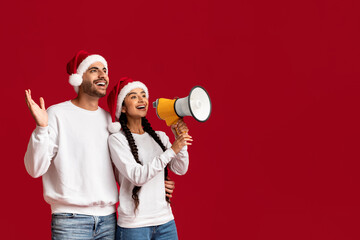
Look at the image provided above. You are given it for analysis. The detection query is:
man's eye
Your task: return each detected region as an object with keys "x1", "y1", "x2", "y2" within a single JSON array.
[
  {"x1": 142, "y1": 95, "x2": 146, "y2": 98},
  {"x1": 131, "y1": 96, "x2": 136, "y2": 99},
  {"x1": 90, "y1": 70, "x2": 97, "y2": 73}
]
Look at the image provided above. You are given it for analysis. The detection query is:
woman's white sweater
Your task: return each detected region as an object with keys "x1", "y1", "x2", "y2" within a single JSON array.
[{"x1": 108, "y1": 130, "x2": 189, "y2": 228}]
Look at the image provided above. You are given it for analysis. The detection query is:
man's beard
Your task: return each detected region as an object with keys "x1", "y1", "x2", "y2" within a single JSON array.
[{"x1": 81, "y1": 80, "x2": 107, "y2": 98}]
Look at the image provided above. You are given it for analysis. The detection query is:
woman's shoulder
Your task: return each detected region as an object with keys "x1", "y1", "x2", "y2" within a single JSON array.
[
  {"x1": 154, "y1": 130, "x2": 167, "y2": 137},
  {"x1": 154, "y1": 130, "x2": 171, "y2": 142},
  {"x1": 108, "y1": 131, "x2": 127, "y2": 144}
]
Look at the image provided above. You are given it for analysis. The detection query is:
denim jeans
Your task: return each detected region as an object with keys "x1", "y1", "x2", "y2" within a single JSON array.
[
  {"x1": 115, "y1": 220, "x2": 178, "y2": 240},
  {"x1": 51, "y1": 212, "x2": 116, "y2": 240}
]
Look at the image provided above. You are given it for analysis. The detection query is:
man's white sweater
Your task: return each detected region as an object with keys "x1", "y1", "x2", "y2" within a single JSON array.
[
  {"x1": 108, "y1": 130, "x2": 189, "y2": 228},
  {"x1": 24, "y1": 101, "x2": 118, "y2": 216}
]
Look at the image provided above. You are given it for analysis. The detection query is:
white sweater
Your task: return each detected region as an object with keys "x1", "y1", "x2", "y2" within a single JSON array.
[
  {"x1": 24, "y1": 101, "x2": 118, "y2": 216},
  {"x1": 108, "y1": 131, "x2": 189, "y2": 228}
]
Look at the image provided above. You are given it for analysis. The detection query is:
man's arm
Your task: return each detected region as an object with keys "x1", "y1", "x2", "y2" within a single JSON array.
[{"x1": 24, "y1": 90, "x2": 56, "y2": 178}]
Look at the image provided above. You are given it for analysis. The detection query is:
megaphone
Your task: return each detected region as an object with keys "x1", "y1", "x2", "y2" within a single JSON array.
[{"x1": 153, "y1": 86, "x2": 212, "y2": 126}]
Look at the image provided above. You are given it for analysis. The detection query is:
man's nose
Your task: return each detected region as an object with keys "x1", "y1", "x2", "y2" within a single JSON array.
[{"x1": 98, "y1": 70, "x2": 107, "y2": 78}]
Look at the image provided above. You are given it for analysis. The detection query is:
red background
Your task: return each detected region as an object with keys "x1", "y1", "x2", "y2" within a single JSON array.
[{"x1": 2, "y1": 0, "x2": 360, "y2": 239}]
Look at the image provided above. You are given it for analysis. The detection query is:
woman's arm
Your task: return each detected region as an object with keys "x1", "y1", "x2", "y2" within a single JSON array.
[
  {"x1": 108, "y1": 133, "x2": 176, "y2": 186},
  {"x1": 160, "y1": 131, "x2": 190, "y2": 176}
]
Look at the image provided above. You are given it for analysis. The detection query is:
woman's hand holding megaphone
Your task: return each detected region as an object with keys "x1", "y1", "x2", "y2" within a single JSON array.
[
  {"x1": 171, "y1": 119, "x2": 188, "y2": 138},
  {"x1": 171, "y1": 119, "x2": 193, "y2": 154},
  {"x1": 171, "y1": 133, "x2": 193, "y2": 154}
]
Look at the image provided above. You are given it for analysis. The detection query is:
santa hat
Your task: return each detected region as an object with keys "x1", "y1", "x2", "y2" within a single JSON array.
[
  {"x1": 107, "y1": 77, "x2": 149, "y2": 133},
  {"x1": 66, "y1": 50, "x2": 108, "y2": 93}
]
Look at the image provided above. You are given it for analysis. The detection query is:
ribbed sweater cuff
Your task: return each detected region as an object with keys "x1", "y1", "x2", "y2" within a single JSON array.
[{"x1": 34, "y1": 125, "x2": 48, "y2": 135}]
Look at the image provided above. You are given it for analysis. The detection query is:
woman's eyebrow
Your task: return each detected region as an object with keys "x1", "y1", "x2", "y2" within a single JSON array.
[{"x1": 128, "y1": 91, "x2": 145, "y2": 96}]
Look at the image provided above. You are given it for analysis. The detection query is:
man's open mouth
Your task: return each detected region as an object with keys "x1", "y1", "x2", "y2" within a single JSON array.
[
  {"x1": 136, "y1": 106, "x2": 146, "y2": 109},
  {"x1": 95, "y1": 81, "x2": 107, "y2": 86}
]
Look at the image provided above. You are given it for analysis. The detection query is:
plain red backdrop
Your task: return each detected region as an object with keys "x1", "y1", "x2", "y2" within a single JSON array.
[{"x1": 2, "y1": 0, "x2": 360, "y2": 239}]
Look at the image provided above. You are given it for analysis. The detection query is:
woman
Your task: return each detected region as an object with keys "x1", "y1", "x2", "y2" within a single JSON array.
[{"x1": 107, "y1": 77, "x2": 192, "y2": 240}]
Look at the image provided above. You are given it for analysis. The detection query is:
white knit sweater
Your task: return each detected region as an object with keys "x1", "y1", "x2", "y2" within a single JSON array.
[
  {"x1": 108, "y1": 130, "x2": 189, "y2": 228},
  {"x1": 24, "y1": 101, "x2": 118, "y2": 216}
]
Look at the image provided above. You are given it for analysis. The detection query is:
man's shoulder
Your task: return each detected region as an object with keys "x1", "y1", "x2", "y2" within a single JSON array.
[
  {"x1": 46, "y1": 101, "x2": 72, "y2": 114},
  {"x1": 98, "y1": 106, "x2": 111, "y2": 117},
  {"x1": 47, "y1": 101, "x2": 110, "y2": 122},
  {"x1": 46, "y1": 100, "x2": 70, "y2": 111}
]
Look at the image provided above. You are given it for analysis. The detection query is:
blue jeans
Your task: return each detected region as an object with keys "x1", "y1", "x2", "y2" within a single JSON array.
[
  {"x1": 51, "y1": 212, "x2": 116, "y2": 240},
  {"x1": 116, "y1": 220, "x2": 178, "y2": 240}
]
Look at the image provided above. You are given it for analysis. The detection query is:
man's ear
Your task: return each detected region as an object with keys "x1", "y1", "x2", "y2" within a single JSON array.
[{"x1": 121, "y1": 105, "x2": 126, "y2": 113}]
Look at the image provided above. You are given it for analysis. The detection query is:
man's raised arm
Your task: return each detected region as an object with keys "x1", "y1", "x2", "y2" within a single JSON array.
[{"x1": 24, "y1": 89, "x2": 56, "y2": 178}]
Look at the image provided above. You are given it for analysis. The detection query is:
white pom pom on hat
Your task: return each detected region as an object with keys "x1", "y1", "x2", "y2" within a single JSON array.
[
  {"x1": 69, "y1": 74, "x2": 83, "y2": 87},
  {"x1": 107, "y1": 77, "x2": 149, "y2": 134},
  {"x1": 108, "y1": 121, "x2": 121, "y2": 134},
  {"x1": 66, "y1": 50, "x2": 108, "y2": 93}
]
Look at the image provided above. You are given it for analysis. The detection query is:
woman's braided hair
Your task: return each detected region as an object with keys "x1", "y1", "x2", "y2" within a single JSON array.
[{"x1": 119, "y1": 113, "x2": 171, "y2": 212}]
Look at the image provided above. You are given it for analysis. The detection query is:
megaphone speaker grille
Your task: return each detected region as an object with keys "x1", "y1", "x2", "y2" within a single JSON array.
[{"x1": 188, "y1": 86, "x2": 212, "y2": 122}]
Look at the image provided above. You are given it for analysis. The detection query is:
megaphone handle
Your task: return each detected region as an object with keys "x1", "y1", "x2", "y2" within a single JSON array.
[
  {"x1": 175, "y1": 127, "x2": 187, "y2": 136},
  {"x1": 173, "y1": 119, "x2": 180, "y2": 136},
  {"x1": 173, "y1": 118, "x2": 188, "y2": 137}
]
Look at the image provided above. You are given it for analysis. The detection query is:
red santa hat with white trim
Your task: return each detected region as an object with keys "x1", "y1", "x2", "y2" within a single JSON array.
[
  {"x1": 107, "y1": 77, "x2": 149, "y2": 133},
  {"x1": 66, "y1": 50, "x2": 108, "y2": 93}
]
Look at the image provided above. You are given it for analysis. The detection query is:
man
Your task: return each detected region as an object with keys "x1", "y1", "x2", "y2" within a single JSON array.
[{"x1": 24, "y1": 50, "x2": 175, "y2": 240}]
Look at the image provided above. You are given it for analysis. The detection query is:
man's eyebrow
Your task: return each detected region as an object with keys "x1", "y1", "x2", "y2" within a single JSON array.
[
  {"x1": 88, "y1": 67, "x2": 107, "y2": 72},
  {"x1": 88, "y1": 67, "x2": 99, "y2": 71}
]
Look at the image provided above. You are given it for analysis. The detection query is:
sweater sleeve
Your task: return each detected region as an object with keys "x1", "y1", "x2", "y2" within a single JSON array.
[
  {"x1": 108, "y1": 133, "x2": 176, "y2": 187},
  {"x1": 24, "y1": 110, "x2": 58, "y2": 178},
  {"x1": 158, "y1": 131, "x2": 189, "y2": 176}
]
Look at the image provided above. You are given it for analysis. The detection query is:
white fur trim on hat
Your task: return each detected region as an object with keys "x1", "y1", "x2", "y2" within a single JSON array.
[
  {"x1": 115, "y1": 81, "x2": 149, "y2": 119},
  {"x1": 69, "y1": 54, "x2": 108, "y2": 93},
  {"x1": 108, "y1": 122, "x2": 121, "y2": 134},
  {"x1": 77, "y1": 54, "x2": 108, "y2": 76}
]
